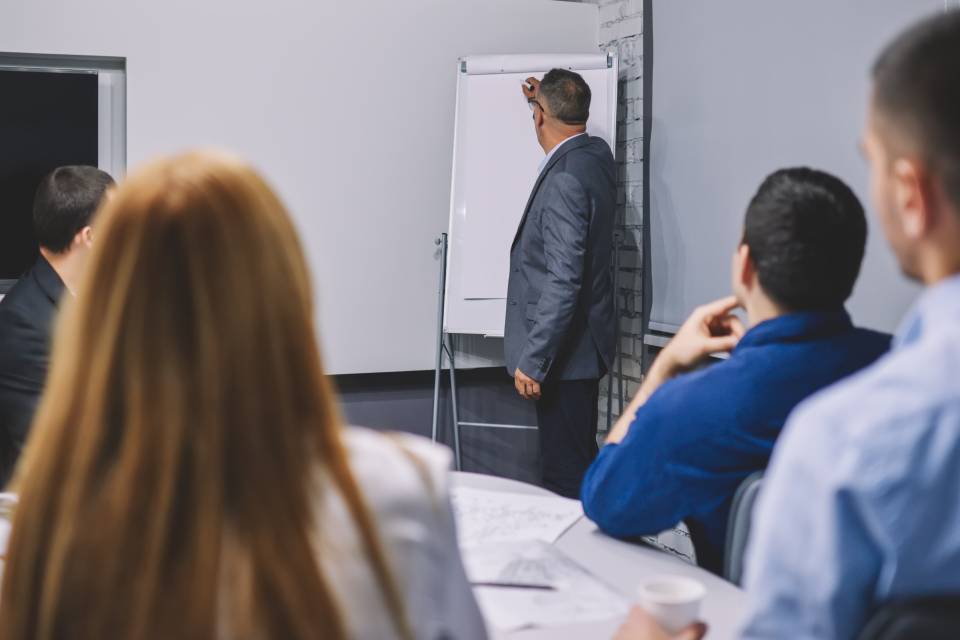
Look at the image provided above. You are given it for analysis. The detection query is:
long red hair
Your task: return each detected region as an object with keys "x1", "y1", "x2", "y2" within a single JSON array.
[{"x1": 0, "y1": 151, "x2": 411, "y2": 639}]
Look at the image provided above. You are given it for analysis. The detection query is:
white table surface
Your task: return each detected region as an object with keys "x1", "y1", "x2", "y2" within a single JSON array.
[{"x1": 452, "y1": 472, "x2": 746, "y2": 640}]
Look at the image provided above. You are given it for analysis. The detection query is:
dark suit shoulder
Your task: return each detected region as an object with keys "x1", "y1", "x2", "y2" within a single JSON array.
[
  {"x1": 551, "y1": 137, "x2": 615, "y2": 182},
  {"x1": 0, "y1": 260, "x2": 60, "y2": 319},
  {"x1": 0, "y1": 285, "x2": 43, "y2": 333},
  {"x1": 0, "y1": 285, "x2": 39, "y2": 321},
  {"x1": 0, "y1": 270, "x2": 58, "y2": 366},
  {"x1": 0, "y1": 297, "x2": 49, "y2": 360}
]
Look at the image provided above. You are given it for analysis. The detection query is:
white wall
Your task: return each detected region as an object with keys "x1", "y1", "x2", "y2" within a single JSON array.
[
  {"x1": 0, "y1": 0, "x2": 600, "y2": 374},
  {"x1": 648, "y1": 0, "x2": 934, "y2": 334}
]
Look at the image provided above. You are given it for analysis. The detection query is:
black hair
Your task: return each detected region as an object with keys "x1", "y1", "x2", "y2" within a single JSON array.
[
  {"x1": 743, "y1": 168, "x2": 867, "y2": 311},
  {"x1": 538, "y1": 68, "x2": 591, "y2": 125},
  {"x1": 872, "y1": 10, "x2": 960, "y2": 210},
  {"x1": 33, "y1": 165, "x2": 115, "y2": 253}
]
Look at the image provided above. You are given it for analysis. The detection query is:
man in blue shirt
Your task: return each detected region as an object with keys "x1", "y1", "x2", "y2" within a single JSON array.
[
  {"x1": 581, "y1": 167, "x2": 890, "y2": 574},
  {"x1": 617, "y1": 11, "x2": 960, "y2": 640}
]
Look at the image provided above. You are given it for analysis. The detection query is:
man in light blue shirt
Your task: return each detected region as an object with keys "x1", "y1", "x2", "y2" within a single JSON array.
[
  {"x1": 617, "y1": 11, "x2": 960, "y2": 640},
  {"x1": 739, "y1": 12, "x2": 960, "y2": 637}
]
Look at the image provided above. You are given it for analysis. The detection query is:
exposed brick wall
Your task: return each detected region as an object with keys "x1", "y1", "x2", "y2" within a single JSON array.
[{"x1": 582, "y1": 0, "x2": 645, "y2": 429}]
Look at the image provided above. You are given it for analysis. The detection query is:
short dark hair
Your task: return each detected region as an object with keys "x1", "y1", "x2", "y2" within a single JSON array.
[
  {"x1": 743, "y1": 168, "x2": 867, "y2": 311},
  {"x1": 539, "y1": 68, "x2": 591, "y2": 125},
  {"x1": 33, "y1": 165, "x2": 115, "y2": 252},
  {"x1": 872, "y1": 11, "x2": 960, "y2": 210}
]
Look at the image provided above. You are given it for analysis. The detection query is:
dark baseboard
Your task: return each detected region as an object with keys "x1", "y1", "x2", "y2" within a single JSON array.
[{"x1": 331, "y1": 367, "x2": 540, "y2": 485}]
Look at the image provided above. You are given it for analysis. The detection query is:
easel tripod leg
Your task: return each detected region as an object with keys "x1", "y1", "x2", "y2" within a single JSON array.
[{"x1": 446, "y1": 334, "x2": 462, "y2": 471}]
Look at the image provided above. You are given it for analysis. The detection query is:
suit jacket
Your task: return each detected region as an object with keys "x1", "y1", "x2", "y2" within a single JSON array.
[
  {"x1": 0, "y1": 255, "x2": 65, "y2": 483},
  {"x1": 504, "y1": 134, "x2": 617, "y2": 382}
]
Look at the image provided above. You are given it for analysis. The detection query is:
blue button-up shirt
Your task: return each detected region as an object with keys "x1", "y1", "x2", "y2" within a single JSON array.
[
  {"x1": 580, "y1": 311, "x2": 890, "y2": 574},
  {"x1": 741, "y1": 275, "x2": 960, "y2": 638}
]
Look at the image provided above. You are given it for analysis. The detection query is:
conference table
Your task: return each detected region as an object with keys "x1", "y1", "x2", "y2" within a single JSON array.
[{"x1": 452, "y1": 472, "x2": 747, "y2": 640}]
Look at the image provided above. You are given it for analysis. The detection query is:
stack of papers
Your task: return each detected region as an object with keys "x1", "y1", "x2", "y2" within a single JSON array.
[
  {"x1": 451, "y1": 487, "x2": 628, "y2": 632},
  {"x1": 450, "y1": 486, "x2": 583, "y2": 548},
  {"x1": 468, "y1": 541, "x2": 629, "y2": 631}
]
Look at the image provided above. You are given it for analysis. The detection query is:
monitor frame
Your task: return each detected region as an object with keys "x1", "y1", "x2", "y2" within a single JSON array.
[{"x1": 0, "y1": 52, "x2": 125, "y2": 286}]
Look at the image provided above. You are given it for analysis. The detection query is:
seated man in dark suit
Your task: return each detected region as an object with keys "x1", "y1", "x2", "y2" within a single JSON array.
[
  {"x1": 580, "y1": 167, "x2": 891, "y2": 574},
  {"x1": 0, "y1": 166, "x2": 114, "y2": 483}
]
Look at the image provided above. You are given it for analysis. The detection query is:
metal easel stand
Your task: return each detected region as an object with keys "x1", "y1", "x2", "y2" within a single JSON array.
[{"x1": 430, "y1": 233, "x2": 537, "y2": 472}]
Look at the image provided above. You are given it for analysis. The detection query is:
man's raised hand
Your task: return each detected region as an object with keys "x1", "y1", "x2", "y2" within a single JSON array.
[
  {"x1": 659, "y1": 296, "x2": 745, "y2": 375},
  {"x1": 522, "y1": 76, "x2": 541, "y2": 101}
]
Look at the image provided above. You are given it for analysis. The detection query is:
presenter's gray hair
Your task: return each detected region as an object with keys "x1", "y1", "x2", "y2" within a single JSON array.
[{"x1": 539, "y1": 68, "x2": 591, "y2": 125}]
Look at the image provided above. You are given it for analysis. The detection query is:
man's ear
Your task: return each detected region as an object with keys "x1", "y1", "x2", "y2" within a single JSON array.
[
  {"x1": 892, "y1": 157, "x2": 934, "y2": 240},
  {"x1": 534, "y1": 108, "x2": 545, "y2": 130},
  {"x1": 735, "y1": 243, "x2": 754, "y2": 289},
  {"x1": 77, "y1": 226, "x2": 94, "y2": 248}
]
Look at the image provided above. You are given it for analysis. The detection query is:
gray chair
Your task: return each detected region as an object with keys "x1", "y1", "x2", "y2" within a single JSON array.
[
  {"x1": 858, "y1": 597, "x2": 960, "y2": 640},
  {"x1": 723, "y1": 472, "x2": 764, "y2": 586}
]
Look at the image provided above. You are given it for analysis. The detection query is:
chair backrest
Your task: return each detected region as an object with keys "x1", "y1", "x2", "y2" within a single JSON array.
[
  {"x1": 723, "y1": 471, "x2": 763, "y2": 586},
  {"x1": 858, "y1": 597, "x2": 960, "y2": 640}
]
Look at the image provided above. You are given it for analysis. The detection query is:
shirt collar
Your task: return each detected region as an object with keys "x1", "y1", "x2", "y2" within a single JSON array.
[
  {"x1": 894, "y1": 273, "x2": 960, "y2": 349},
  {"x1": 538, "y1": 132, "x2": 587, "y2": 174},
  {"x1": 734, "y1": 309, "x2": 854, "y2": 352}
]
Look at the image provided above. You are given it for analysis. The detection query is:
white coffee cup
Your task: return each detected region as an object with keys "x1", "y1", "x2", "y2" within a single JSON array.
[{"x1": 636, "y1": 575, "x2": 706, "y2": 633}]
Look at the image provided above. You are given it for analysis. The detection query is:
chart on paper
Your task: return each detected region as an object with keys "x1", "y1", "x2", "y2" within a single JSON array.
[
  {"x1": 450, "y1": 486, "x2": 583, "y2": 549},
  {"x1": 468, "y1": 541, "x2": 629, "y2": 631}
]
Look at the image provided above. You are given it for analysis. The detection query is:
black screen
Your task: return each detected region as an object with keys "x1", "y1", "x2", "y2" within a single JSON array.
[{"x1": 0, "y1": 70, "x2": 99, "y2": 280}]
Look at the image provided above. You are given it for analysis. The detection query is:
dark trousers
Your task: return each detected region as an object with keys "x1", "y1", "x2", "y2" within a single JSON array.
[{"x1": 535, "y1": 378, "x2": 600, "y2": 499}]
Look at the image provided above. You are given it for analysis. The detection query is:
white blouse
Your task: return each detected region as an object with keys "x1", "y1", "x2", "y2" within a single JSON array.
[
  {"x1": 315, "y1": 427, "x2": 488, "y2": 640},
  {"x1": 0, "y1": 433, "x2": 486, "y2": 639}
]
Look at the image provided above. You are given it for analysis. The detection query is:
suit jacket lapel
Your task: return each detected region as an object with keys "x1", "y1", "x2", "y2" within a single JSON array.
[{"x1": 512, "y1": 134, "x2": 592, "y2": 248}]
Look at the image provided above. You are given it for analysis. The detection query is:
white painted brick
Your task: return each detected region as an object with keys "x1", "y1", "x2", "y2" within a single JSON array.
[
  {"x1": 616, "y1": 102, "x2": 628, "y2": 126},
  {"x1": 618, "y1": 162, "x2": 644, "y2": 184},
  {"x1": 619, "y1": 226, "x2": 643, "y2": 248},
  {"x1": 617, "y1": 247, "x2": 642, "y2": 270},
  {"x1": 621, "y1": 129, "x2": 643, "y2": 149},
  {"x1": 620, "y1": 77, "x2": 643, "y2": 102},
  {"x1": 616, "y1": 121, "x2": 630, "y2": 142},
  {"x1": 622, "y1": 96, "x2": 643, "y2": 122},
  {"x1": 619, "y1": 356, "x2": 643, "y2": 380},
  {"x1": 615, "y1": 36, "x2": 643, "y2": 76},
  {"x1": 620, "y1": 314, "x2": 643, "y2": 336},
  {"x1": 604, "y1": 14, "x2": 643, "y2": 43},
  {"x1": 623, "y1": 204, "x2": 643, "y2": 226},
  {"x1": 583, "y1": 0, "x2": 646, "y2": 393},
  {"x1": 598, "y1": 2, "x2": 630, "y2": 24},
  {"x1": 600, "y1": 379, "x2": 626, "y2": 403},
  {"x1": 623, "y1": 137, "x2": 643, "y2": 164},
  {"x1": 620, "y1": 287, "x2": 644, "y2": 304},
  {"x1": 603, "y1": 376, "x2": 641, "y2": 403},
  {"x1": 616, "y1": 185, "x2": 627, "y2": 206}
]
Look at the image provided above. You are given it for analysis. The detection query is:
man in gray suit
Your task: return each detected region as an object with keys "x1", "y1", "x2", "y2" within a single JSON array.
[{"x1": 504, "y1": 69, "x2": 617, "y2": 498}]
